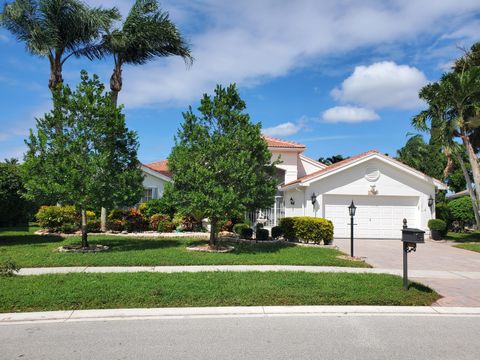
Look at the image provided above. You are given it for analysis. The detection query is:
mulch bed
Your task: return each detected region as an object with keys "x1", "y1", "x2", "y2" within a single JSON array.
[
  {"x1": 186, "y1": 244, "x2": 235, "y2": 253},
  {"x1": 57, "y1": 244, "x2": 110, "y2": 253}
]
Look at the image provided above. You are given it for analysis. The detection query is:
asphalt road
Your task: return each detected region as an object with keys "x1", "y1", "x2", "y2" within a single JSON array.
[{"x1": 1, "y1": 315, "x2": 479, "y2": 360}]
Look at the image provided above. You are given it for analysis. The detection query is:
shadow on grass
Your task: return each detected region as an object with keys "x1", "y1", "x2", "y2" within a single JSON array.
[
  {"x1": 0, "y1": 226, "x2": 30, "y2": 234},
  {"x1": 408, "y1": 281, "x2": 437, "y2": 294},
  {"x1": 187, "y1": 239, "x2": 296, "y2": 255},
  {"x1": 0, "y1": 234, "x2": 64, "y2": 246}
]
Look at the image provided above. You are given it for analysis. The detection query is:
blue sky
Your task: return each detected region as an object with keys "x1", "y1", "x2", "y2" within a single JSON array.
[{"x1": 1, "y1": 0, "x2": 480, "y2": 163}]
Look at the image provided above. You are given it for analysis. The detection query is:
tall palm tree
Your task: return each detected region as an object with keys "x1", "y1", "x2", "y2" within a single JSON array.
[
  {"x1": 413, "y1": 71, "x2": 480, "y2": 227},
  {"x1": 83, "y1": 0, "x2": 193, "y2": 106},
  {"x1": 0, "y1": 0, "x2": 119, "y2": 91}
]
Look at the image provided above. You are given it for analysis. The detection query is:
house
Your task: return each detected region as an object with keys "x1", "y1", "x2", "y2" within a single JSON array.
[{"x1": 140, "y1": 136, "x2": 447, "y2": 239}]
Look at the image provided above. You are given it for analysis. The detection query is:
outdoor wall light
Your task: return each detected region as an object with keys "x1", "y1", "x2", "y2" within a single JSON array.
[
  {"x1": 290, "y1": 197, "x2": 295, "y2": 205},
  {"x1": 311, "y1": 193, "x2": 317, "y2": 205},
  {"x1": 428, "y1": 195, "x2": 434, "y2": 208},
  {"x1": 348, "y1": 200, "x2": 357, "y2": 217}
]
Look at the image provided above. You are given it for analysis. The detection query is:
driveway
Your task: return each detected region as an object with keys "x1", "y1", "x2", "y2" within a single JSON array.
[{"x1": 334, "y1": 238, "x2": 480, "y2": 307}]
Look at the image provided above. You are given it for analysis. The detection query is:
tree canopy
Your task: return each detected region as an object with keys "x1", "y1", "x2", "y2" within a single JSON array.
[
  {"x1": 317, "y1": 154, "x2": 348, "y2": 166},
  {"x1": 23, "y1": 71, "x2": 144, "y2": 247},
  {"x1": 168, "y1": 84, "x2": 277, "y2": 246}
]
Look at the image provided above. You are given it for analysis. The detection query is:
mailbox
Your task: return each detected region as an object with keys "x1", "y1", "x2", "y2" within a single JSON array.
[{"x1": 401, "y1": 228, "x2": 425, "y2": 244}]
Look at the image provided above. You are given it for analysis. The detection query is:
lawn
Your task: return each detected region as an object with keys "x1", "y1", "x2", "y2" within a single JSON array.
[
  {"x1": 454, "y1": 243, "x2": 480, "y2": 253},
  {"x1": 0, "y1": 272, "x2": 439, "y2": 312},
  {"x1": 0, "y1": 227, "x2": 368, "y2": 268},
  {"x1": 445, "y1": 231, "x2": 480, "y2": 253}
]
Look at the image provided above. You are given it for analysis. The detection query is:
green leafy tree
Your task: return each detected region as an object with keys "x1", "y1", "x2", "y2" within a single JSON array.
[
  {"x1": 0, "y1": 0, "x2": 119, "y2": 91},
  {"x1": 168, "y1": 84, "x2": 277, "y2": 246},
  {"x1": 448, "y1": 196, "x2": 475, "y2": 227},
  {"x1": 81, "y1": 0, "x2": 192, "y2": 105},
  {"x1": 0, "y1": 161, "x2": 36, "y2": 226},
  {"x1": 23, "y1": 71, "x2": 144, "y2": 247},
  {"x1": 317, "y1": 154, "x2": 348, "y2": 166}
]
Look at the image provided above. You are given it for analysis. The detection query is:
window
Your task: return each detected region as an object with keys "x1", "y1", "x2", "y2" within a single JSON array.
[{"x1": 141, "y1": 188, "x2": 154, "y2": 203}]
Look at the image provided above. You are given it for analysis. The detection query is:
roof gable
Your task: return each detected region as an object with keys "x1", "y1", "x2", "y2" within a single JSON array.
[
  {"x1": 143, "y1": 160, "x2": 172, "y2": 179},
  {"x1": 263, "y1": 135, "x2": 305, "y2": 149}
]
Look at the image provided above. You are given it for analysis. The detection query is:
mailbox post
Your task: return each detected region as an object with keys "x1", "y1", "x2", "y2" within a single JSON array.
[{"x1": 401, "y1": 219, "x2": 425, "y2": 290}]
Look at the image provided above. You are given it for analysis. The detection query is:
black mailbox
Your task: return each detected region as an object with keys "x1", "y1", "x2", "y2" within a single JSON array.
[{"x1": 401, "y1": 228, "x2": 425, "y2": 244}]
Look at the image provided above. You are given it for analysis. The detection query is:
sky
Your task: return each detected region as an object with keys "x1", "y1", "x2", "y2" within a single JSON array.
[{"x1": 1, "y1": 0, "x2": 480, "y2": 163}]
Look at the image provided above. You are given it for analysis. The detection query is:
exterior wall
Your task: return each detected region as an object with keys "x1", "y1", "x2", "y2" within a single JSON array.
[
  {"x1": 142, "y1": 172, "x2": 169, "y2": 199},
  {"x1": 284, "y1": 158, "x2": 436, "y2": 232},
  {"x1": 298, "y1": 155, "x2": 324, "y2": 178},
  {"x1": 270, "y1": 150, "x2": 301, "y2": 184}
]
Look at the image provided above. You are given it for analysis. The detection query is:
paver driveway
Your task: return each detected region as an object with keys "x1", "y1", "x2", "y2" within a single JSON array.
[{"x1": 334, "y1": 238, "x2": 480, "y2": 307}]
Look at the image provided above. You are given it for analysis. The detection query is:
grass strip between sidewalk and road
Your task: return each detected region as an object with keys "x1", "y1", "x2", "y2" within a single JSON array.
[{"x1": 0, "y1": 272, "x2": 439, "y2": 313}]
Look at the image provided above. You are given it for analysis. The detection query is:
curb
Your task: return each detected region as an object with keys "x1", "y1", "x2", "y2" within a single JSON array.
[{"x1": 2, "y1": 306, "x2": 480, "y2": 325}]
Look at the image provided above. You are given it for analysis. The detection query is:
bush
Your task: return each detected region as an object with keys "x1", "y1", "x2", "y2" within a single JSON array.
[
  {"x1": 233, "y1": 223, "x2": 249, "y2": 234},
  {"x1": 107, "y1": 208, "x2": 148, "y2": 232},
  {"x1": 150, "y1": 214, "x2": 170, "y2": 231},
  {"x1": 172, "y1": 213, "x2": 185, "y2": 230},
  {"x1": 256, "y1": 228, "x2": 269, "y2": 241},
  {"x1": 280, "y1": 217, "x2": 334, "y2": 244},
  {"x1": 157, "y1": 220, "x2": 174, "y2": 232},
  {"x1": 0, "y1": 258, "x2": 19, "y2": 277},
  {"x1": 220, "y1": 220, "x2": 234, "y2": 232},
  {"x1": 107, "y1": 219, "x2": 125, "y2": 232},
  {"x1": 138, "y1": 198, "x2": 175, "y2": 218},
  {"x1": 448, "y1": 196, "x2": 475, "y2": 227},
  {"x1": 36, "y1": 205, "x2": 78, "y2": 232},
  {"x1": 428, "y1": 219, "x2": 447, "y2": 232},
  {"x1": 87, "y1": 218, "x2": 101, "y2": 233},
  {"x1": 271, "y1": 226, "x2": 283, "y2": 239},
  {"x1": 240, "y1": 227, "x2": 253, "y2": 239},
  {"x1": 435, "y1": 202, "x2": 452, "y2": 228},
  {"x1": 182, "y1": 214, "x2": 203, "y2": 232}
]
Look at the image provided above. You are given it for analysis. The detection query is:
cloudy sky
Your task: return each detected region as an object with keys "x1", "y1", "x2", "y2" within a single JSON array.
[{"x1": 1, "y1": 0, "x2": 479, "y2": 162}]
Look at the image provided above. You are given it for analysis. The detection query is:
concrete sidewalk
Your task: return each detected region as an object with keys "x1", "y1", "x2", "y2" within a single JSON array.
[
  {"x1": 16, "y1": 264, "x2": 480, "y2": 280},
  {"x1": 2, "y1": 305, "x2": 480, "y2": 325}
]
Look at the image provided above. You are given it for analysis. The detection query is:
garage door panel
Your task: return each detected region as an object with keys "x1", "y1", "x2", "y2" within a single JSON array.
[{"x1": 324, "y1": 195, "x2": 419, "y2": 239}]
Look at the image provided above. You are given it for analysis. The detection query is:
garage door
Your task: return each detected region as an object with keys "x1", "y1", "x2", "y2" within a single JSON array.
[{"x1": 324, "y1": 195, "x2": 419, "y2": 239}]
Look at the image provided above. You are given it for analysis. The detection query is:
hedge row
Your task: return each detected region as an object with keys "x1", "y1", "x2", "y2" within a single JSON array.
[{"x1": 279, "y1": 217, "x2": 334, "y2": 245}]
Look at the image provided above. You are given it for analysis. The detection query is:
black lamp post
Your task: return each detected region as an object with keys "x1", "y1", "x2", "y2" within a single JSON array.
[
  {"x1": 290, "y1": 197, "x2": 295, "y2": 205},
  {"x1": 428, "y1": 195, "x2": 434, "y2": 208},
  {"x1": 311, "y1": 193, "x2": 317, "y2": 206},
  {"x1": 348, "y1": 200, "x2": 356, "y2": 257}
]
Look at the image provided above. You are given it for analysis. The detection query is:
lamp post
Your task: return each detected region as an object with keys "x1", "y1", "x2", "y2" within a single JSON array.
[
  {"x1": 428, "y1": 195, "x2": 434, "y2": 208},
  {"x1": 348, "y1": 200, "x2": 356, "y2": 257}
]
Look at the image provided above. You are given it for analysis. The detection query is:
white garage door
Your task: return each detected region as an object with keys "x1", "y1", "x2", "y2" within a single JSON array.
[{"x1": 324, "y1": 195, "x2": 419, "y2": 239}]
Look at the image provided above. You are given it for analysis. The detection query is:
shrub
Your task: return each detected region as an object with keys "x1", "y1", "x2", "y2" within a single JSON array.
[
  {"x1": 87, "y1": 218, "x2": 101, "y2": 233},
  {"x1": 36, "y1": 205, "x2": 78, "y2": 232},
  {"x1": 0, "y1": 258, "x2": 19, "y2": 277},
  {"x1": 158, "y1": 220, "x2": 174, "y2": 232},
  {"x1": 172, "y1": 213, "x2": 185, "y2": 230},
  {"x1": 139, "y1": 198, "x2": 175, "y2": 218},
  {"x1": 150, "y1": 214, "x2": 171, "y2": 231},
  {"x1": 271, "y1": 226, "x2": 283, "y2": 239},
  {"x1": 233, "y1": 223, "x2": 249, "y2": 234},
  {"x1": 280, "y1": 217, "x2": 334, "y2": 244},
  {"x1": 428, "y1": 219, "x2": 447, "y2": 232},
  {"x1": 448, "y1": 196, "x2": 475, "y2": 227},
  {"x1": 435, "y1": 202, "x2": 451, "y2": 228},
  {"x1": 182, "y1": 214, "x2": 203, "y2": 231},
  {"x1": 240, "y1": 227, "x2": 253, "y2": 239},
  {"x1": 255, "y1": 222, "x2": 264, "y2": 230},
  {"x1": 220, "y1": 220, "x2": 234, "y2": 232},
  {"x1": 256, "y1": 228, "x2": 269, "y2": 241},
  {"x1": 107, "y1": 219, "x2": 125, "y2": 232},
  {"x1": 107, "y1": 208, "x2": 148, "y2": 232}
]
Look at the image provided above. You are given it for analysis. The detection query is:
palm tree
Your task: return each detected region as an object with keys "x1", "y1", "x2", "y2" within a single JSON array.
[
  {"x1": 413, "y1": 71, "x2": 480, "y2": 227},
  {"x1": 83, "y1": 0, "x2": 193, "y2": 106},
  {"x1": 318, "y1": 154, "x2": 348, "y2": 166},
  {"x1": 0, "y1": 0, "x2": 119, "y2": 91}
]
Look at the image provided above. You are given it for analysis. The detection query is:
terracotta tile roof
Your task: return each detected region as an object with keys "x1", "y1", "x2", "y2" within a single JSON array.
[
  {"x1": 283, "y1": 150, "x2": 380, "y2": 187},
  {"x1": 263, "y1": 135, "x2": 305, "y2": 149},
  {"x1": 143, "y1": 160, "x2": 172, "y2": 178}
]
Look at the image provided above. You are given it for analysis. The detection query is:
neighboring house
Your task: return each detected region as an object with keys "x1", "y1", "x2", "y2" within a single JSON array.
[{"x1": 140, "y1": 136, "x2": 447, "y2": 239}]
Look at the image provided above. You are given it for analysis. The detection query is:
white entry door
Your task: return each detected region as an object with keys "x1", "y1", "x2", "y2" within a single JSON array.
[{"x1": 324, "y1": 195, "x2": 419, "y2": 239}]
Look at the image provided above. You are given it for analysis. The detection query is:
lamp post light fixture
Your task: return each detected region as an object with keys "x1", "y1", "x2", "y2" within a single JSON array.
[
  {"x1": 428, "y1": 195, "x2": 434, "y2": 208},
  {"x1": 311, "y1": 193, "x2": 317, "y2": 206},
  {"x1": 348, "y1": 200, "x2": 356, "y2": 257},
  {"x1": 290, "y1": 197, "x2": 295, "y2": 205}
]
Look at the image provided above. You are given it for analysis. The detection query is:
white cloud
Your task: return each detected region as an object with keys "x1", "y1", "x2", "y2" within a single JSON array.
[
  {"x1": 0, "y1": 33, "x2": 8, "y2": 42},
  {"x1": 322, "y1": 106, "x2": 379, "y2": 123},
  {"x1": 331, "y1": 61, "x2": 428, "y2": 109},
  {"x1": 0, "y1": 103, "x2": 51, "y2": 143},
  {"x1": 83, "y1": 0, "x2": 480, "y2": 108},
  {"x1": 262, "y1": 122, "x2": 302, "y2": 137}
]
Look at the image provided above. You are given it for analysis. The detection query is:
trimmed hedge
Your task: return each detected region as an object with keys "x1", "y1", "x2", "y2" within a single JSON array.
[
  {"x1": 240, "y1": 227, "x2": 253, "y2": 239},
  {"x1": 448, "y1": 196, "x2": 475, "y2": 226},
  {"x1": 271, "y1": 226, "x2": 283, "y2": 239},
  {"x1": 36, "y1": 205, "x2": 78, "y2": 233},
  {"x1": 233, "y1": 223, "x2": 249, "y2": 234},
  {"x1": 280, "y1": 217, "x2": 334, "y2": 244},
  {"x1": 256, "y1": 228, "x2": 269, "y2": 241},
  {"x1": 428, "y1": 219, "x2": 447, "y2": 232}
]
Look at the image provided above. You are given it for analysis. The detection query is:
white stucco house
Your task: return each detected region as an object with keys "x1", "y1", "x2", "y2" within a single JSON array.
[{"x1": 140, "y1": 135, "x2": 447, "y2": 239}]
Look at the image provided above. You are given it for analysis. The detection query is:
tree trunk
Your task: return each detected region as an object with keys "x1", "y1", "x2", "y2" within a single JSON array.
[
  {"x1": 81, "y1": 209, "x2": 89, "y2": 249},
  {"x1": 110, "y1": 62, "x2": 122, "y2": 107},
  {"x1": 48, "y1": 54, "x2": 63, "y2": 91},
  {"x1": 209, "y1": 218, "x2": 218, "y2": 247},
  {"x1": 462, "y1": 135, "x2": 480, "y2": 205},
  {"x1": 101, "y1": 207, "x2": 107, "y2": 232},
  {"x1": 455, "y1": 152, "x2": 480, "y2": 228}
]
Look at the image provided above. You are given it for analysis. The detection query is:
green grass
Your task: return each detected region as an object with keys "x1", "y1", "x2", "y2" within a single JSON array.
[
  {"x1": 0, "y1": 272, "x2": 439, "y2": 312},
  {"x1": 446, "y1": 231, "x2": 480, "y2": 243},
  {"x1": 0, "y1": 227, "x2": 368, "y2": 268},
  {"x1": 454, "y1": 243, "x2": 480, "y2": 253}
]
